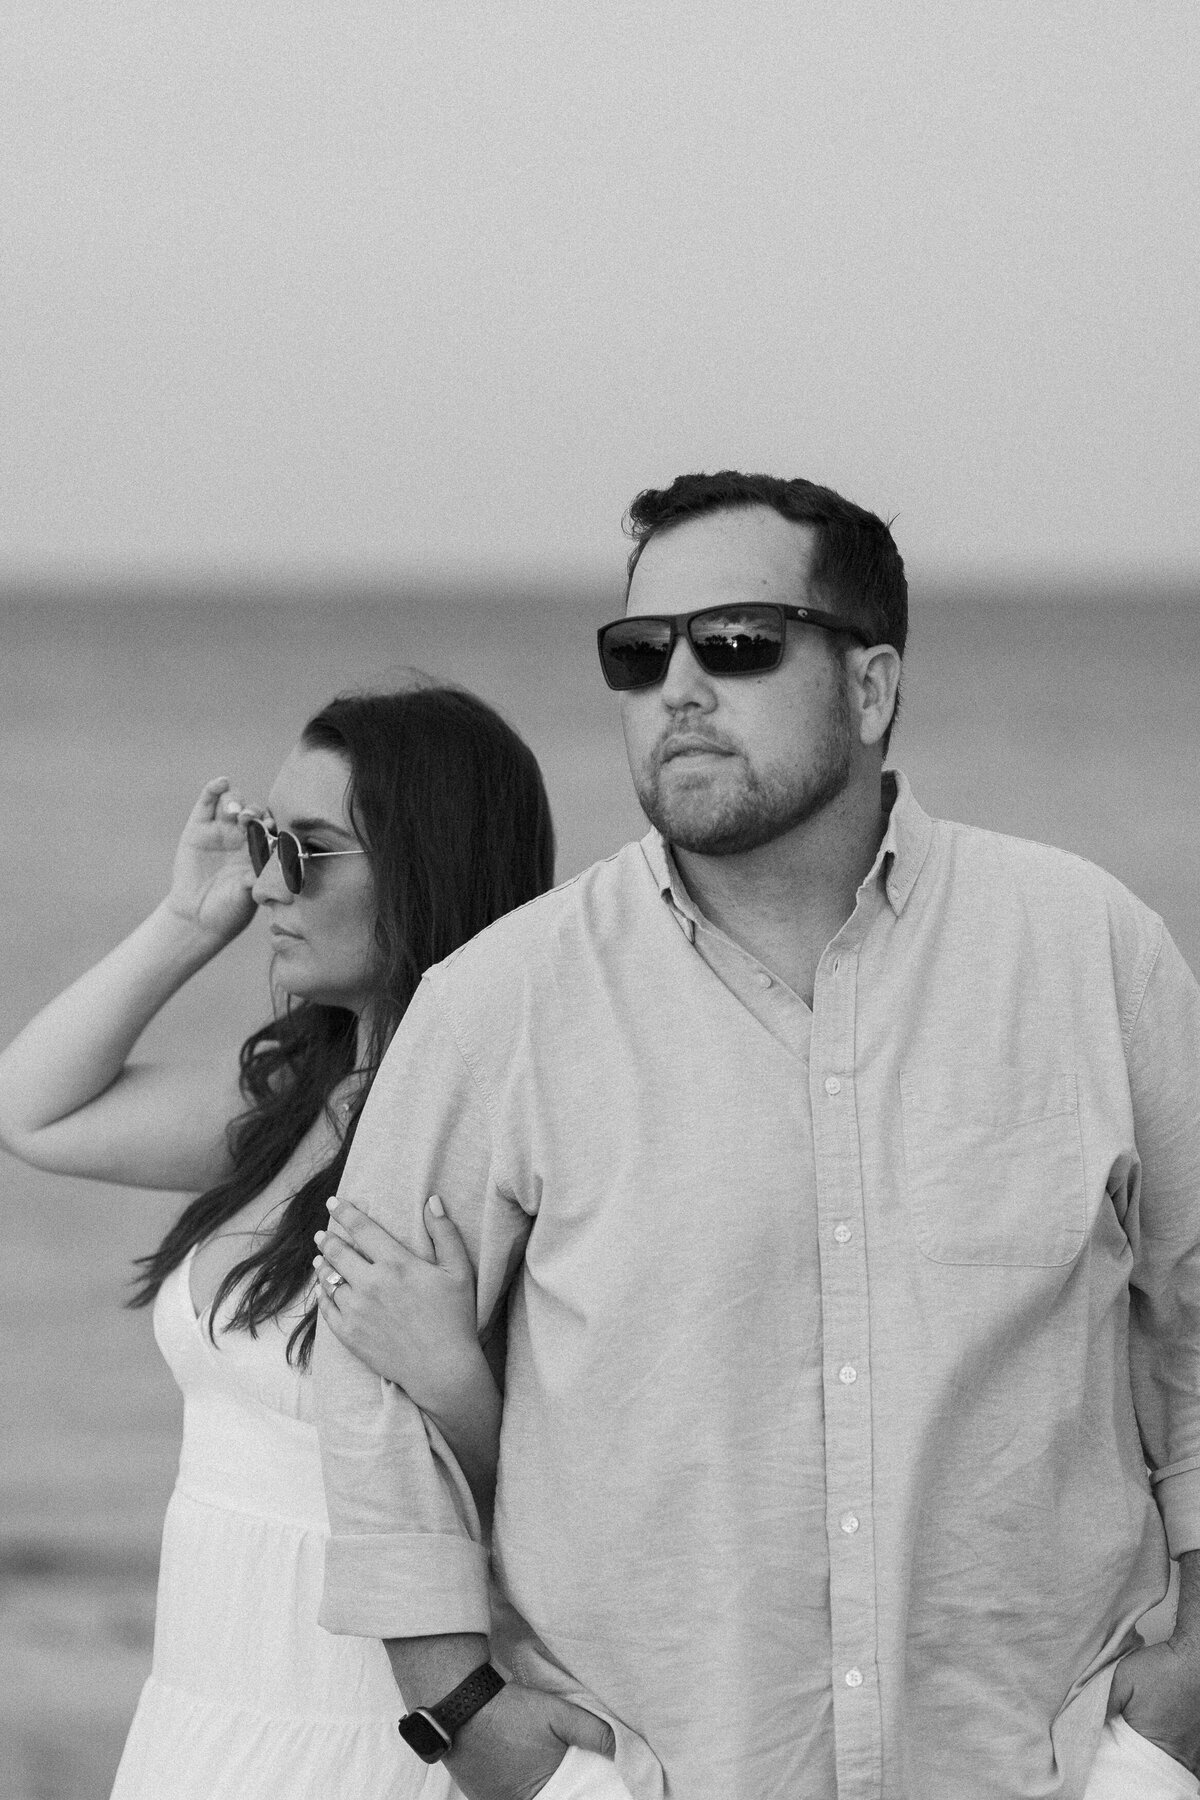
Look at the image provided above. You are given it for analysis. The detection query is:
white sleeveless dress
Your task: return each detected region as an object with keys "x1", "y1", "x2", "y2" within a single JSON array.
[{"x1": 111, "y1": 1247, "x2": 451, "y2": 1800}]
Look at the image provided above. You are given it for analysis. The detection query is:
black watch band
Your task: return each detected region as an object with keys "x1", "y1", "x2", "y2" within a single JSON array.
[
  {"x1": 398, "y1": 1662, "x2": 506, "y2": 1764},
  {"x1": 435, "y1": 1661, "x2": 506, "y2": 1736}
]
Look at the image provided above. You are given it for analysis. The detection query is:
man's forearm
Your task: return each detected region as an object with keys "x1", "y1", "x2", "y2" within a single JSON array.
[
  {"x1": 387, "y1": 1631, "x2": 492, "y2": 1709},
  {"x1": 423, "y1": 1349, "x2": 502, "y2": 1529},
  {"x1": 1172, "y1": 1550, "x2": 1200, "y2": 1645}
]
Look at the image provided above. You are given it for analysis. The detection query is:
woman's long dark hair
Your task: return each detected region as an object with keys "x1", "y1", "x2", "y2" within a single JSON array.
[{"x1": 129, "y1": 684, "x2": 555, "y2": 1366}]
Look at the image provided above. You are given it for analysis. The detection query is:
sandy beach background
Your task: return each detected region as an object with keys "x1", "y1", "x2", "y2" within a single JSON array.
[{"x1": 1, "y1": 582, "x2": 1197, "y2": 1799}]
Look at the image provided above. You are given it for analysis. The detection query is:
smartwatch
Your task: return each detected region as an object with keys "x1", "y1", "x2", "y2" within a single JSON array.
[{"x1": 398, "y1": 1661, "x2": 506, "y2": 1763}]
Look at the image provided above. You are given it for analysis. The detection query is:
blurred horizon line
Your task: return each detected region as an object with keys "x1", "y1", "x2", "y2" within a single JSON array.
[{"x1": 3, "y1": 563, "x2": 1199, "y2": 610}]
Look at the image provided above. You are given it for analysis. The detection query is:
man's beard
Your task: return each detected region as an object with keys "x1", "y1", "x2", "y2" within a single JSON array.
[{"x1": 633, "y1": 681, "x2": 855, "y2": 857}]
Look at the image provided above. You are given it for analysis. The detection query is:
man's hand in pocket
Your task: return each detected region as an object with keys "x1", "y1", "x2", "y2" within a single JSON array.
[
  {"x1": 447, "y1": 1683, "x2": 617, "y2": 1800},
  {"x1": 1108, "y1": 1637, "x2": 1200, "y2": 1776}
]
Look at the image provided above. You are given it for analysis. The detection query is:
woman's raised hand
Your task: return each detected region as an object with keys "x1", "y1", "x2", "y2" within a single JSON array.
[{"x1": 165, "y1": 778, "x2": 260, "y2": 946}]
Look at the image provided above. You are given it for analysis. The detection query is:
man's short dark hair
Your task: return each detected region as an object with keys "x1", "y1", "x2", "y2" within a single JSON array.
[{"x1": 624, "y1": 470, "x2": 908, "y2": 660}]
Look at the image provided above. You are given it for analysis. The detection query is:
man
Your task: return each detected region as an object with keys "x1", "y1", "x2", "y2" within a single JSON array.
[{"x1": 314, "y1": 472, "x2": 1200, "y2": 1799}]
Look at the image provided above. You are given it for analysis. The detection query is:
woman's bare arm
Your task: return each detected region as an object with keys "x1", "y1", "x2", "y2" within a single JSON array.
[{"x1": 0, "y1": 779, "x2": 256, "y2": 1190}]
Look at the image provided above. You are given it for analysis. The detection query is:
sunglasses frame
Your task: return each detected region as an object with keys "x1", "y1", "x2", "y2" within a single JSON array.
[
  {"x1": 245, "y1": 817, "x2": 367, "y2": 896},
  {"x1": 596, "y1": 602, "x2": 874, "y2": 692}
]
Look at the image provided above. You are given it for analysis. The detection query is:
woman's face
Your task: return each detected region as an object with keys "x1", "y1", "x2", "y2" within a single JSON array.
[{"x1": 252, "y1": 743, "x2": 380, "y2": 1015}]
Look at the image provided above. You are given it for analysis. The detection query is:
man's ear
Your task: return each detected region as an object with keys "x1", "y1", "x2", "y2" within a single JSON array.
[{"x1": 851, "y1": 645, "x2": 902, "y2": 749}]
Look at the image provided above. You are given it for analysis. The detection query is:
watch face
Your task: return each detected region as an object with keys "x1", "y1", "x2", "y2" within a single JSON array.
[{"x1": 398, "y1": 1710, "x2": 453, "y2": 1763}]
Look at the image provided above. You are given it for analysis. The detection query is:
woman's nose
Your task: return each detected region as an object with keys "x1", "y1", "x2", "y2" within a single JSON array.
[{"x1": 250, "y1": 847, "x2": 294, "y2": 906}]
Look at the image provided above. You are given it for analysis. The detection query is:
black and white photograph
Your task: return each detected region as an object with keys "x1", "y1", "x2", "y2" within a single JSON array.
[{"x1": 2, "y1": 6, "x2": 1198, "y2": 1798}]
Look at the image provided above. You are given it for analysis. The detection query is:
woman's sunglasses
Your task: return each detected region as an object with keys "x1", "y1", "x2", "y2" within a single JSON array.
[
  {"x1": 596, "y1": 602, "x2": 873, "y2": 692},
  {"x1": 245, "y1": 818, "x2": 366, "y2": 896}
]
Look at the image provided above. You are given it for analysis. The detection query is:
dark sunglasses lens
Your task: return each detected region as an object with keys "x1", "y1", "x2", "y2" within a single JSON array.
[
  {"x1": 598, "y1": 619, "x2": 673, "y2": 691},
  {"x1": 277, "y1": 832, "x2": 304, "y2": 894},
  {"x1": 245, "y1": 818, "x2": 270, "y2": 876},
  {"x1": 690, "y1": 607, "x2": 784, "y2": 675}
]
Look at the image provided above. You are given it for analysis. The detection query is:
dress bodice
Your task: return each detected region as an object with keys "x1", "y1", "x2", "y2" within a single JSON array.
[{"x1": 153, "y1": 1250, "x2": 328, "y2": 1530}]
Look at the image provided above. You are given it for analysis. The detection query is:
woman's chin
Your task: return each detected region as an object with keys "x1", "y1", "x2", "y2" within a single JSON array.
[{"x1": 270, "y1": 970, "x2": 360, "y2": 1012}]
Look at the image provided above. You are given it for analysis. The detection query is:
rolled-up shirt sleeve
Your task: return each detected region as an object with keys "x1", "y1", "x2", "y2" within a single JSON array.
[
  {"x1": 315, "y1": 972, "x2": 527, "y2": 1639},
  {"x1": 1124, "y1": 924, "x2": 1200, "y2": 1556}
]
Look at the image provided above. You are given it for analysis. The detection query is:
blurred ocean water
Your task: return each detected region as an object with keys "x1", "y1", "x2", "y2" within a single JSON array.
[{"x1": 0, "y1": 580, "x2": 1197, "y2": 1797}]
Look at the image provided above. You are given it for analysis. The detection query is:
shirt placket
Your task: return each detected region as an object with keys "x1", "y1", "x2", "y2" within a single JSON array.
[{"x1": 811, "y1": 911, "x2": 882, "y2": 1799}]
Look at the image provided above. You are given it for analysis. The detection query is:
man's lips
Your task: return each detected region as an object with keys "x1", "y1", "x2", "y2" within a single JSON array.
[
  {"x1": 268, "y1": 924, "x2": 303, "y2": 941},
  {"x1": 657, "y1": 736, "x2": 735, "y2": 763}
]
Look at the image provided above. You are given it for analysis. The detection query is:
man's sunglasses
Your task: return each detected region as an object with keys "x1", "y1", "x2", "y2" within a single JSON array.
[
  {"x1": 245, "y1": 818, "x2": 366, "y2": 896},
  {"x1": 596, "y1": 603, "x2": 874, "y2": 692}
]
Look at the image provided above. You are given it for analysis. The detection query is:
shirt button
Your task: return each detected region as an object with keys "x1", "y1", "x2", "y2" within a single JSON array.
[
  {"x1": 840, "y1": 1512, "x2": 860, "y2": 1535},
  {"x1": 838, "y1": 1364, "x2": 858, "y2": 1385},
  {"x1": 756, "y1": 972, "x2": 772, "y2": 989},
  {"x1": 845, "y1": 1668, "x2": 864, "y2": 1688},
  {"x1": 824, "y1": 1076, "x2": 842, "y2": 1096},
  {"x1": 833, "y1": 1223, "x2": 853, "y2": 1245}
]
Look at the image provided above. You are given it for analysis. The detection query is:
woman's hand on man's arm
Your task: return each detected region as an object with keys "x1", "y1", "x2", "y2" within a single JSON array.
[{"x1": 315, "y1": 1194, "x2": 502, "y2": 1516}]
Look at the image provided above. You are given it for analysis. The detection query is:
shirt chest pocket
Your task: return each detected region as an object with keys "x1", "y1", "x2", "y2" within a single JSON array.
[{"x1": 899, "y1": 1068, "x2": 1086, "y2": 1267}]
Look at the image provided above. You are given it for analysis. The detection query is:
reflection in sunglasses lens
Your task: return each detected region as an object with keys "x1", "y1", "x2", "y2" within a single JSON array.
[
  {"x1": 599, "y1": 605, "x2": 787, "y2": 689},
  {"x1": 692, "y1": 608, "x2": 782, "y2": 675},
  {"x1": 601, "y1": 621, "x2": 673, "y2": 690}
]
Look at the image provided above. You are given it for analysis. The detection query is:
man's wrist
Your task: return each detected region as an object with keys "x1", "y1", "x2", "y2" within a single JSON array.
[
  {"x1": 385, "y1": 1631, "x2": 491, "y2": 1711},
  {"x1": 399, "y1": 1661, "x2": 506, "y2": 1763}
]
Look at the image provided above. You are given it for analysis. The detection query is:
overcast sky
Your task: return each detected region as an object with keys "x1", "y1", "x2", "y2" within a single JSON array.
[{"x1": 3, "y1": 1, "x2": 1198, "y2": 586}]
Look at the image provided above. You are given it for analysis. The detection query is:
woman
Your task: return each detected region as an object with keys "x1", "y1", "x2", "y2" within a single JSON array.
[{"x1": 0, "y1": 685, "x2": 555, "y2": 1799}]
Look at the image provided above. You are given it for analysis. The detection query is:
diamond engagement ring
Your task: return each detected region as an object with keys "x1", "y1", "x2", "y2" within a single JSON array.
[{"x1": 325, "y1": 1271, "x2": 345, "y2": 1294}]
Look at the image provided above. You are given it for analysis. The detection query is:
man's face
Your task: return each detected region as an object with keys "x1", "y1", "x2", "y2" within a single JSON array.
[{"x1": 619, "y1": 506, "x2": 855, "y2": 857}]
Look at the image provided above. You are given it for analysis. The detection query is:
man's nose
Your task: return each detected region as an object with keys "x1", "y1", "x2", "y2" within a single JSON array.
[{"x1": 659, "y1": 632, "x2": 715, "y2": 709}]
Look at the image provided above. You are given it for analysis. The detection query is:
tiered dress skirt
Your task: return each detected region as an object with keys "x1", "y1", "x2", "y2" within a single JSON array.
[{"x1": 111, "y1": 1249, "x2": 449, "y2": 1800}]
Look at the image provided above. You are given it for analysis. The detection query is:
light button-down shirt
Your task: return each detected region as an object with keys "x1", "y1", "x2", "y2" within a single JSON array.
[{"x1": 316, "y1": 773, "x2": 1200, "y2": 1800}]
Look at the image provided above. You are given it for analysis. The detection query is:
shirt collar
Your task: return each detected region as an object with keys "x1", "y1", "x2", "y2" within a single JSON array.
[
  {"x1": 874, "y1": 769, "x2": 934, "y2": 915},
  {"x1": 639, "y1": 767, "x2": 934, "y2": 923}
]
